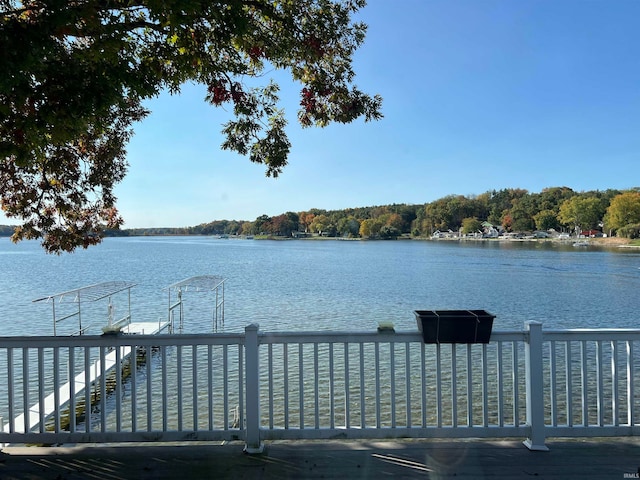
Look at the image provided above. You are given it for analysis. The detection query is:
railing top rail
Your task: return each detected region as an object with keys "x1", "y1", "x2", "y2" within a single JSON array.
[
  {"x1": 3, "y1": 327, "x2": 638, "y2": 349},
  {"x1": 543, "y1": 329, "x2": 640, "y2": 341},
  {"x1": 258, "y1": 329, "x2": 527, "y2": 344},
  {"x1": 0, "y1": 332, "x2": 246, "y2": 348}
]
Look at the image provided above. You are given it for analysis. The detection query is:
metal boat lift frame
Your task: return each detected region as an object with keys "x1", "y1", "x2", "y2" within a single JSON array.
[
  {"x1": 166, "y1": 275, "x2": 225, "y2": 332},
  {"x1": 33, "y1": 281, "x2": 137, "y2": 336}
]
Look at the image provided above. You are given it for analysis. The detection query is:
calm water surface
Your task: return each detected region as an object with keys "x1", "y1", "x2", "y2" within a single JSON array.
[{"x1": 1, "y1": 236, "x2": 639, "y2": 336}]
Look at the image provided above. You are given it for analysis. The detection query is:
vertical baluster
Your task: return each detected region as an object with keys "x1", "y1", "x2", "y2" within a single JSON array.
[
  {"x1": 420, "y1": 343, "x2": 427, "y2": 428},
  {"x1": 550, "y1": 340, "x2": 557, "y2": 427},
  {"x1": 344, "y1": 343, "x2": 350, "y2": 429},
  {"x1": 243, "y1": 328, "x2": 259, "y2": 452},
  {"x1": 115, "y1": 345, "x2": 122, "y2": 433},
  {"x1": 596, "y1": 341, "x2": 604, "y2": 426},
  {"x1": 581, "y1": 340, "x2": 588, "y2": 427},
  {"x1": 283, "y1": 344, "x2": 288, "y2": 429},
  {"x1": 206, "y1": 344, "x2": 212, "y2": 430},
  {"x1": 193, "y1": 344, "x2": 198, "y2": 431},
  {"x1": 436, "y1": 343, "x2": 442, "y2": 428},
  {"x1": 22, "y1": 348, "x2": 29, "y2": 432},
  {"x1": 100, "y1": 346, "x2": 106, "y2": 433},
  {"x1": 482, "y1": 344, "x2": 489, "y2": 427},
  {"x1": 162, "y1": 346, "x2": 168, "y2": 432},
  {"x1": 611, "y1": 340, "x2": 619, "y2": 426},
  {"x1": 131, "y1": 344, "x2": 137, "y2": 433},
  {"x1": 53, "y1": 347, "x2": 60, "y2": 433},
  {"x1": 38, "y1": 348, "x2": 45, "y2": 433},
  {"x1": 451, "y1": 344, "x2": 457, "y2": 427},
  {"x1": 466, "y1": 344, "x2": 472, "y2": 427},
  {"x1": 497, "y1": 341, "x2": 504, "y2": 428},
  {"x1": 566, "y1": 341, "x2": 573, "y2": 427},
  {"x1": 314, "y1": 343, "x2": 320, "y2": 429},
  {"x1": 69, "y1": 346, "x2": 76, "y2": 433},
  {"x1": 7, "y1": 348, "x2": 14, "y2": 433},
  {"x1": 146, "y1": 345, "x2": 152, "y2": 431},
  {"x1": 359, "y1": 343, "x2": 366, "y2": 429},
  {"x1": 389, "y1": 342, "x2": 395, "y2": 429},
  {"x1": 268, "y1": 343, "x2": 274, "y2": 430},
  {"x1": 405, "y1": 342, "x2": 411, "y2": 428},
  {"x1": 84, "y1": 347, "x2": 91, "y2": 433},
  {"x1": 177, "y1": 345, "x2": 183, "y2": 431},
  {"x1": 223, "y1": 344, "x2": 229, "y2": 430},
  {"x1": 627, "y1": 341, "x2": 634, "y2": 427},
  {"x1": 298, "y1": 343, "x2": 304, "y2": 428},
  {"x1": 513, "y1": 341, "x2": 519, "y2": 427},
  {"x1": 238, "y1": 344, "x2": 245, "y2": 433},
  {"x1": 374, "y1": 342, "x2": 381, "y2": 428},
  {"x1": 329, "y1": 343, "x2": 335, "y2": 429}
]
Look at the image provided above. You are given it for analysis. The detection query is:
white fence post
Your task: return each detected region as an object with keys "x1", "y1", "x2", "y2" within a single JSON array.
[
  {"x1": 523, "y1": 321, "x2": 549, "y2": 451},
  {"x1": 244, "y1": 324, "x2": 263, "y2": 453}
]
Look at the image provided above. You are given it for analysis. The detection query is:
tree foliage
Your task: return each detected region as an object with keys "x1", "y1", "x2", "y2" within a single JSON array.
[
  {"x1": 605, "y1": 192, "x2": 640, "y2": 234},
  {"x1": 1, "y1": 0, "x2": 382, "y2": 253},
  {"x1": 557, "y1": 196, "x2": 606, "y2": 233},
  {"x1": 461, "y1": 217, "x2": 482, "y2": 235},
  {"x1": 69, "y1": 186, "x2": 638, "y2": 240}
]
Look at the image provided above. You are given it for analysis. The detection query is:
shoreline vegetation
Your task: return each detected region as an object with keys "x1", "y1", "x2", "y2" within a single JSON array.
[
  {"x1": 255, "y1": 235, "x2": 639, "y2": 247},
  {"x1": 2, "y1": 187, "x2": 640, "y2": 247},
  {"x1": 0, "y1": 226, "x2": 638, "y2": 248}
]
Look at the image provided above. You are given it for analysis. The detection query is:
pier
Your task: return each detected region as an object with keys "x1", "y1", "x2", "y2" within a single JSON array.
[{"x1": 2, "y1": 277, "x2": 224, "y2": 436}]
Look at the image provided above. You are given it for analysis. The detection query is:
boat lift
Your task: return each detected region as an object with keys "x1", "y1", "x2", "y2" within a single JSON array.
[
  {"x1": 33, "y1": 281, "x2": 137, "y2": 336},
  {"x1": 166, "y1": 275, "x2": 225, "y2": 332}
]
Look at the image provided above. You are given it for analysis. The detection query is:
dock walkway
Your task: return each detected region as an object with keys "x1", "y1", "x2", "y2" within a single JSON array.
[
  {"x1": 0, "y1": 437, "x2": 638, "y2": 479},
  {"x1": 4, "y1": 320, "x2": 169, "y2": 434}
]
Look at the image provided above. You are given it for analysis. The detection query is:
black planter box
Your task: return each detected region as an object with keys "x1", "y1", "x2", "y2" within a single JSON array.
[{"x1": 414, "y1": 310, "x2": 495, "y2": 344}]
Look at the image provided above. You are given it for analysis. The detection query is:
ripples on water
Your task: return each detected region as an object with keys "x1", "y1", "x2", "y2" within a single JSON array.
[{"x1": 1, "y1": 236, "x2": 639, "y2": 336}]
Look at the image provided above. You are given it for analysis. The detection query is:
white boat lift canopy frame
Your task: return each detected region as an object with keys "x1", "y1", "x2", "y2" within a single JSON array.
[
  {"x1": 33, "y1": 281, "x2": 137, "y2": 336},
  {"x1": 166, "y1": 275, "x2": 225, "y2": 331}
]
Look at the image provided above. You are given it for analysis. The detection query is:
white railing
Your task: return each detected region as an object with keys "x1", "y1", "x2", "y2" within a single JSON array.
[
  {"x1": 0, "y1": 323, "x2": 638, "y2": 452},
  {"x1": 0, "y1": 334, "x2": 246, "y2": 445}
]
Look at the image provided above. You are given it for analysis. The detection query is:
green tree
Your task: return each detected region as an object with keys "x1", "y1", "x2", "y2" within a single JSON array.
[
  {"x1": 461, "y1": 217, "x2": 482, "y2": 235},
  {"x1": 337, "y1": 216, "x2": 360, "y2": 237},
  {"x1": 379, "y1": 225, "x2": 399, "y2": 239},
  {"x1": 359, "y1": 217, "x2": 382, "y2": 238},
  {"x1": 509, "y1": 198, "x2": 535, "y2": 232},
  {"x1": 604, "y1": 191, "x2": 640, "y2": 234},
  {"x1": 310, "y1": 214, "x2": 330, "y2": 234},
  {"x1": 252, "y1": 214, "x2": 271, "y2": 235},
  {"x1": 533, "y1": 209, "x2": 559, "y2": 231},
  {"x1": 558, "y1": 196, "x2": 606, "y2": 233},
  {"x1": 1, "y1": 0, "x2": 382, "y2": 253}
]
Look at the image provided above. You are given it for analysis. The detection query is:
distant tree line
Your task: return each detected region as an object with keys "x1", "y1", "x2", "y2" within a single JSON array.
[
  {"x1": 179, "y1": 187, "x2": 640, "y2": 239},
  {"x1": 3, "y1": 186, "x2": 640, "y2": 240}
]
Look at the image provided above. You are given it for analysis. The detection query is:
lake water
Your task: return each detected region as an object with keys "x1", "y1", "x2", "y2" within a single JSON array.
[{"x1": 1, "y1": 236, "x2": 639, "y2": 336}]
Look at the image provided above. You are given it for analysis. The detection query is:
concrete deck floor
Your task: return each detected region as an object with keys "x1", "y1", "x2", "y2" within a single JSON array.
[{"x1": 0, "y1": 437, "x2": 638, "y2": 479}]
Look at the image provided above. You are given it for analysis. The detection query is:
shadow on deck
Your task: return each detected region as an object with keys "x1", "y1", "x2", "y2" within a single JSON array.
[{"x1": 0, "y1": 437, "x2": 638, "y2": 479}]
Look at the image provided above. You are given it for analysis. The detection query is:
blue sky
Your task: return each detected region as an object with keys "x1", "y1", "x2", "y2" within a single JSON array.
[{"x1": 5, "y1": 0, "x2": 640, "y2": 228}]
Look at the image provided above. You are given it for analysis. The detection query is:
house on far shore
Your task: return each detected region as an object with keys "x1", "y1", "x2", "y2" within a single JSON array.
[
  {"x1": 431, "y1": 229, "x2": 458, "y2": 239},
  {"x1": 481, "y1": 221, "x2": 501, "y2": 238},
  {"x1": 580, "y1": 230, "x2": 604, "y2": 238}
]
